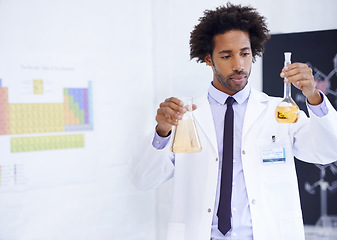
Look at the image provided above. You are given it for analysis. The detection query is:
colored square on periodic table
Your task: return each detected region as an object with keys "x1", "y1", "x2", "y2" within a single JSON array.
[
  {"x1": 33, "y1": 79, "x2": 44, "y2": 95},
  {"x1": 0, "y1": 88, "x2": 8, "y2": 101}
]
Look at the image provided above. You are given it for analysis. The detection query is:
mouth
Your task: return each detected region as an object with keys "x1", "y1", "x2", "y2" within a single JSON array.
[{"x1": 230, "y1": 75, "x2": 247, "y2": 83}]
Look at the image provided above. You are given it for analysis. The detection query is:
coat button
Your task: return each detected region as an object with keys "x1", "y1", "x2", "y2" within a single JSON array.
[
  {"x1": 208, "y1": 208, "x2": 212, "y2": 213},
  {"x1": 216, "y1": 157, "x2": 218, "y2": 161},
  {"x1": 251, "y1": 199, "x2": 256, "y2": 205},
  {"x1": 242, "y1": 150, "x2": 246, "y2": 155}
]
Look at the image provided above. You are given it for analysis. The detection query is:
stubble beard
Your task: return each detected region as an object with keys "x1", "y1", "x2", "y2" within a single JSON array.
[{"x1": 214, "y1": 67, "x2": 250, "y2": 94}]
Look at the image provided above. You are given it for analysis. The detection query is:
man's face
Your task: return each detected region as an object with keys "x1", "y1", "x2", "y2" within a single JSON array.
[{"x1": 205, "y1": 30, "x2": 253, "y2": 95}]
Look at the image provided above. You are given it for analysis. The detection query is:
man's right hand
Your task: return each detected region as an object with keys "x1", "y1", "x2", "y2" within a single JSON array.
[{"x1": 155, "y1": 97, "x2": 187, "y2": 137}]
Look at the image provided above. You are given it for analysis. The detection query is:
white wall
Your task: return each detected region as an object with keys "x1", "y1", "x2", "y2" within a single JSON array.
[
  {"x1": 0, "y1": 0, "x2": 336, "y2": 240},
  {"x1": 0, "y1": 0, "x2": 156, "y2": 240}
]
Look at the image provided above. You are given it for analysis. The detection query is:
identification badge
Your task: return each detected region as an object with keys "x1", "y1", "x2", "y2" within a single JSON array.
[{"x1": 261, "y1": 147, "x2": 286, "y2": 164}]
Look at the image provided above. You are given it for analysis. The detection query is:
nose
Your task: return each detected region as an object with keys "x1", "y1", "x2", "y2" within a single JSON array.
[{"x1": 232, "y1": 56, "x2": 244, "y2": 72}]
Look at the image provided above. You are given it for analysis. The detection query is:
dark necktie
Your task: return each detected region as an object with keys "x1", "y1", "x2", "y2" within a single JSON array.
[{"x1": 217, "y1": 96, "x2": 235, "y2": 235}]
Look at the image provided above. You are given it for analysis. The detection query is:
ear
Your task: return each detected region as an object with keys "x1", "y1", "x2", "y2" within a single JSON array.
[{"x1": 204, "y1": 54, "x2": 213, "y2": 66}]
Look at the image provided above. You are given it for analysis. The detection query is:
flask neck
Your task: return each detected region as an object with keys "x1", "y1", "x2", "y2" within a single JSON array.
[
  {"x1": 182, "y1": 98, "x2": 193, "y2": 119},
  {"x1": 283, "y1": 58, "x2": 292, "y2": 99},
  {"x1": 283, "y1": 82, "x2": 292, "y2": 99}
]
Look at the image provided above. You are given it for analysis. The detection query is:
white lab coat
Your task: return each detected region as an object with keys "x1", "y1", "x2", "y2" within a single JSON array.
[{"x1": 129, "y1": 88, "x2": 337, "y2": 240}]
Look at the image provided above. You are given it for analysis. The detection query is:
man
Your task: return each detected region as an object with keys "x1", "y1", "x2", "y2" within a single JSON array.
[{"x1": 129, "y1": 3, "x2": 337, "y2": 240}]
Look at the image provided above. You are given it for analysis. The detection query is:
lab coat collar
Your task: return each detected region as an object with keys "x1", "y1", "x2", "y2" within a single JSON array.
[
  {"x1": 193, "y1": 94, "x2": 219, "y2": 155},
  {"x1": 193, "y1": 87, "x2": 269, "y2": 153},
  {"x1": 208, "y1": 81, "x2": 251, "y2": 106},
  {"x1": 242, "y1": 88, "x2": 269, "y2": 138}
]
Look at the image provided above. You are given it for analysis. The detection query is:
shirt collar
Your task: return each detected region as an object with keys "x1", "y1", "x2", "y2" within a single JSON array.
[{"x1": 208, "y1": 82, "x2": 251, "y2": 105}]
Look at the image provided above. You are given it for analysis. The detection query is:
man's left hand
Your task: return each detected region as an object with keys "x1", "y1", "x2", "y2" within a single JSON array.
[{"x1": 280, "y1": 63, "x2": 322, "y2": 105}]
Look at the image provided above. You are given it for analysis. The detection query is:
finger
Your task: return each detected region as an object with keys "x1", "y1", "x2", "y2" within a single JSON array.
[
  {"x1": 282, "y1": 66, "x2": 313, "y2": 84},
  {"x1": 164, "y1": 97, "x2": 184, "y2": 107},
  {"x1": 283, "y1": 62, "x2": 308, "y2": 71},
  {"x1": 157, "y1": 107, "x2": 183, "y2": 124},
  {"x1": 292, "y1": 80, "x2": 304, "y2": 90},
  {"x1": 158, "y1": 106, "x2": 183, "y2": 119},
  {"x1": 296, "y1": 78, "x2": 316, "y2": 91},
  {"x1": 285, "y1": 71, "x2": 313, "y2": 85},
  {"x1": 280, "y1": 63, "x2": 311, "y2": 78},
  {"x1": 160, "y1": 102, "x2": 186, "y2": 114},
  {"x1": 156, "y1": 114, "x2": 180, "y2": 126},
  {"x1": 162, "y1": 98, "x2": 185, "y2": 113}
]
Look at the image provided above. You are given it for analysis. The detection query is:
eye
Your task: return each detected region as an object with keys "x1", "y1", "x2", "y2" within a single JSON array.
[
  {"x1": 221, "y1": 55, "x2": 231, "y2": 59},
  {"x1": 242, "y1": 52, "x2": 251, "y2": 57}
]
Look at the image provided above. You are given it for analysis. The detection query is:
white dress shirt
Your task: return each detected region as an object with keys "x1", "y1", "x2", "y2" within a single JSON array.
[{"x1": 208, "y1": 83, "x2": 252, "y2": 240}]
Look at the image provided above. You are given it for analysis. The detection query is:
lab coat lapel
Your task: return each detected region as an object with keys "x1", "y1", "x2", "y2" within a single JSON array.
[
  {"x1": 192, "y1": 89, "x2": 268, "y2": 154},
  {"x1": 193, "y1": 94, "x2": 218, "y2": 155},
  {"x1": 242, "y1": 88, "x2": 269, "y2": 138}
]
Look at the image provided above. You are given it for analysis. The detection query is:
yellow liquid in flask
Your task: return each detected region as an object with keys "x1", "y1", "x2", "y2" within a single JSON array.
[
  {"x1": 170, "y1": 119, "x2": 202, "y2": 153},
  {"x1": 275, "y1": 105, "x2": 299, "y2": 123}
]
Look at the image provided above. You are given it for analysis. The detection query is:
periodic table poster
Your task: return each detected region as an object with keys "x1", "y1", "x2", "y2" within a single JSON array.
[{"x1": 0, "y1": 54, "x2": 97, "y2": 191}]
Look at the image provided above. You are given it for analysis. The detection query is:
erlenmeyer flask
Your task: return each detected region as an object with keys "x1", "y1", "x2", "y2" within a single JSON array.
[
  {"x1": 170, "y1": 98, "x2": 202, "y2": 153},
  {"x1": 275, "y1": 52, "x2": 300, "y2": 123}
]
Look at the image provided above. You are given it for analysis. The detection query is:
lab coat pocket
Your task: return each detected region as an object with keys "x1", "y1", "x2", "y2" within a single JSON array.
[
  {"x1": 279, "y1": 211, "x2": 305, "y2": 240},
  {"x1": 167, "y1": 222, "x2": 186, "y2": 240}
]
